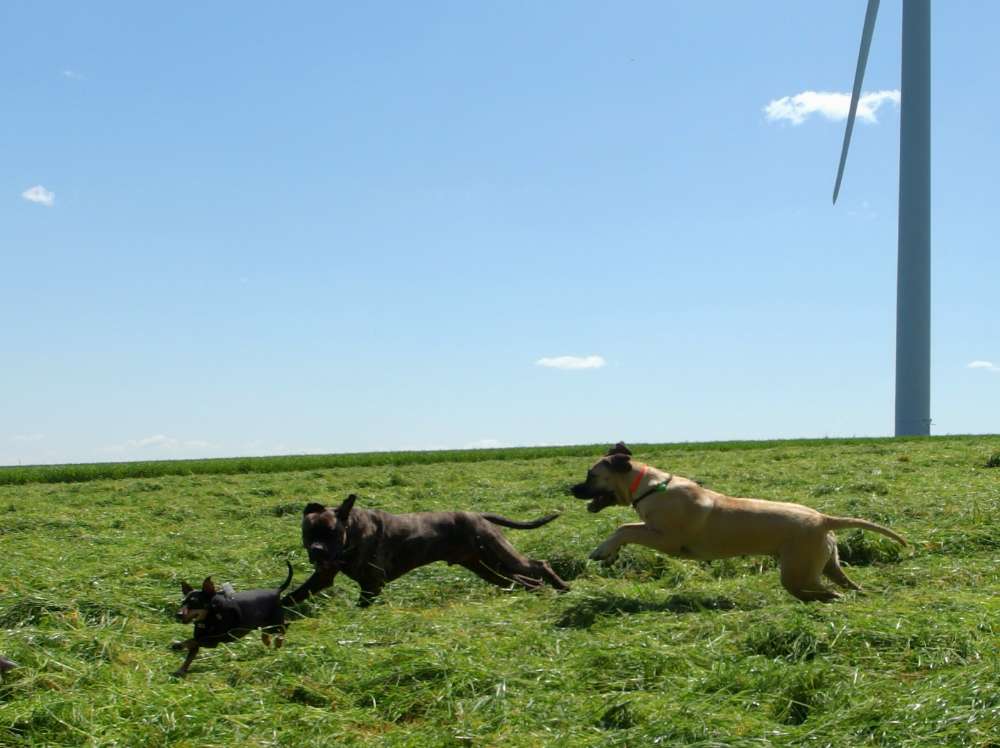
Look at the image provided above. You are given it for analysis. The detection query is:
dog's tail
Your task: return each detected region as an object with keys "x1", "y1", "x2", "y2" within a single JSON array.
[
  {"x1": 481, "y1": 512, "x2": 560, "y2": 530},
  {"x1": 277, "y1": 560, "x2": 294, "y2": 593},
  {"x1": 824, "y1": 516, "x2": 907, "y2": 546}
]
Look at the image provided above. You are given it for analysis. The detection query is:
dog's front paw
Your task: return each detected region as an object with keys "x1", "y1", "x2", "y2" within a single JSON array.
[
  {"x1": 171, "y1": 669, "x2": 189, "y2": 678},
  {"x1": 589, "y1": 546, "x2": 619, "y2": 565}
]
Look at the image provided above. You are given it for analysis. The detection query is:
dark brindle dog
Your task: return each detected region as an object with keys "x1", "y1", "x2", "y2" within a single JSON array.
[{"x1": 282, "y1": 494, "x2": 569, "y2": 606}]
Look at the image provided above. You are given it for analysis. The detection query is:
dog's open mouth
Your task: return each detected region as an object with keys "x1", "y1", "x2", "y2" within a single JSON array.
[
  {"x1": 586, "y1": 494, "x2": 618, "y2": 513},
  {"x1": 570, "y1": 482, "x2": 617, "y2": 512}
]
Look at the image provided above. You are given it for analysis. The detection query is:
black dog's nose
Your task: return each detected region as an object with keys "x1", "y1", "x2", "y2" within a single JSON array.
[
  {"x1": 307, "y1": 543, "x2": 327, "y2": 563},
  {"x1": 570, "y1": 483, "x2": 588, "y2": 499}
]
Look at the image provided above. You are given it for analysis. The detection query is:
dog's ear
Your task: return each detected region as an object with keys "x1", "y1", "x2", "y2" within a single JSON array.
[
  {"x1": 201, "y1": 577, "x2": 216, "y2": 596},
  {"x1": 606, "y1": 442, "x2": 633, "y2": 457},
  {"x1": 335, "y1": 493, "x2": 357, "y2": 521},
  {"x1": 181, "y1": 581, "x2": 193, "y2": 595},
  {"x1": 607, "y1": 453, "x2": 633, "y2": 474},
  {"x1": 303, "y1": 502, "x2": 326, "y2": 515}
]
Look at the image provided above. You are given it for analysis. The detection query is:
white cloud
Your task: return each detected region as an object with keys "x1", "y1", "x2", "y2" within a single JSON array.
[
  {"x1": 465, "y1": 438, "x2": 506, "y2": 450},
  {"x1": 11, "y1": 434, "x2": 44, "y2": 442},
  {"x1": 764, "y1": 90, "x2": 900, "y2": 126},
  {"x1": 535, "y1": 355, "x2": 607, "y2": 370},
  {"x1": 237, "y1": 440, "x2": 332, "y2": 456},
  {"x1": 968, "y1": 360, "x2": 1000, "y2": 373},
  {"x1": 396, "y1": 443, "x2": 451, "y2": 452},
  {"x1": 61, "y1": 69, "x2": 84, "y2": 80},
  {"x1": 21, "y1": 185, "x2": 55, "y2": 207},
  {"x1": 102, "y1": 434, "x2": 216, "y2": 452}
]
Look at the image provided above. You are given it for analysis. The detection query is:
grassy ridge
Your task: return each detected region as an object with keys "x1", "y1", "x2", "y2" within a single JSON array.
[
  {"x1": 1, "y1": 436, "x2": 998, "y2": 746},
  {"x1": 0, "y1": 444, "x2": 617, "y2": 486},
  {"x1": 0, "y1": 435, "x2": 962, "y2": 486}
]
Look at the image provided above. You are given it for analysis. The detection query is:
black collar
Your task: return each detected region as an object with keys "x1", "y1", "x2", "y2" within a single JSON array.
[{"x1": 631, "y1": 475, "x2": 673, "y2": 508}]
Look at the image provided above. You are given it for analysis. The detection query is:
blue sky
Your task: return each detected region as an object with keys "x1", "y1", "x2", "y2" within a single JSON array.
[{"x1": 3, "y1": 1, "x2": 998, "y2": 465}]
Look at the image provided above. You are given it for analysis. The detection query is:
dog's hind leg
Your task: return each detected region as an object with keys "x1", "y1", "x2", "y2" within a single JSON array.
[
  {"x1": 822, "y1": 534, "x2": 863, "y2": 591},
  {"x1": 491, "y1": 554, "x2": 570, "y2": 592},
  {"x1": 462, "y1": 559, "x2": 521, "y2": 589},
  {"x1": 530, "y1": 559, "x2": 570, "y2": 591},
  {"x1": 266, "y1": 625, "x2": 286, "y2": 649},
  {"x1": 779, "y1": 544, "x2": 841, "y2": 603},
  {"x1": 780, "y1": 568, "x2": 841, "y2": 602},
  {"x1": 458, "y1": 555, "x2": 547, "y2": 593},
  {"x1": 511, "y1": 573, "x2": 544, "y2": 591},
  {"x1": 468, "y1": 528, "x2": 569, "y2": 591}
]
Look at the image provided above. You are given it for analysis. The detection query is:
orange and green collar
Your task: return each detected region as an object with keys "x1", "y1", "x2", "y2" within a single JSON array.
[
  {"x1": 628, "y1": 463, "x2": 649, "y2": 496},
  {"x1": 629, "y1": 464, "x2": 673, "y2": 508}
]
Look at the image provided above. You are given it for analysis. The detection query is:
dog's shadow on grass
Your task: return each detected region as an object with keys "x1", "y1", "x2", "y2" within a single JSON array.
[{"x1": 555, "y1": 592, "x2": 746, "y2": 629}]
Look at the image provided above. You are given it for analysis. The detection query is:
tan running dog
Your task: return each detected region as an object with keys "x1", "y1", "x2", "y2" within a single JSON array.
[{"x1": 570, "y1": 443, "x2": 907, "y2": 602}]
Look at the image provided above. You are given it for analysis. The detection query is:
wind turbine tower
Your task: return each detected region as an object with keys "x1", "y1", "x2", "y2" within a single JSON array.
[{"x1": 833, "y1": 0, "x2": 931, "y2": 437}]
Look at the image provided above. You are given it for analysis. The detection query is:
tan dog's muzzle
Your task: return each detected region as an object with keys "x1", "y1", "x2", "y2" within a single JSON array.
[
  {"x1": 570, "y1": 480, "x2": 617, "y2": 512},
  {"x1": 570, "y1": 443, "x2": 634, "y2": 512}
]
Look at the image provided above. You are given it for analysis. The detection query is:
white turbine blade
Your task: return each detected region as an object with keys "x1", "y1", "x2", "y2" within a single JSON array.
[{"x1": 833, "y1": 0, "x2": 881, "y2": 204}]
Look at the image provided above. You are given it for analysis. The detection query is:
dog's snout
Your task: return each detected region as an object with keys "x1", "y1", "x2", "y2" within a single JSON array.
[
  {"x1": 570, "y1": 483, "x2": 590, "y2": 499},
  {"x1": 307, "y1": 543, "x2": 327, "y2": 562}
]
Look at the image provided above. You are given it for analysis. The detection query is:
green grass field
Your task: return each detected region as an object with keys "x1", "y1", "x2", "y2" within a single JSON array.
[{"x1": 1, "y1": 436, "x2": 998, "y2": 746}]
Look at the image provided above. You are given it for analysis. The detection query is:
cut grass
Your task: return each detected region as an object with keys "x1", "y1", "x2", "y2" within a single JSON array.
[{"x1": 1, "y1": 435, "x2": 998, "y2": 746}]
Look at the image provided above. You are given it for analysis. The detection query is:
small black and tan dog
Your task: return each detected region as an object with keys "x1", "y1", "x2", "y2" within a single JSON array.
[{"x1": 171, "y1": 561, "x2": 293, "y2": 677}]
